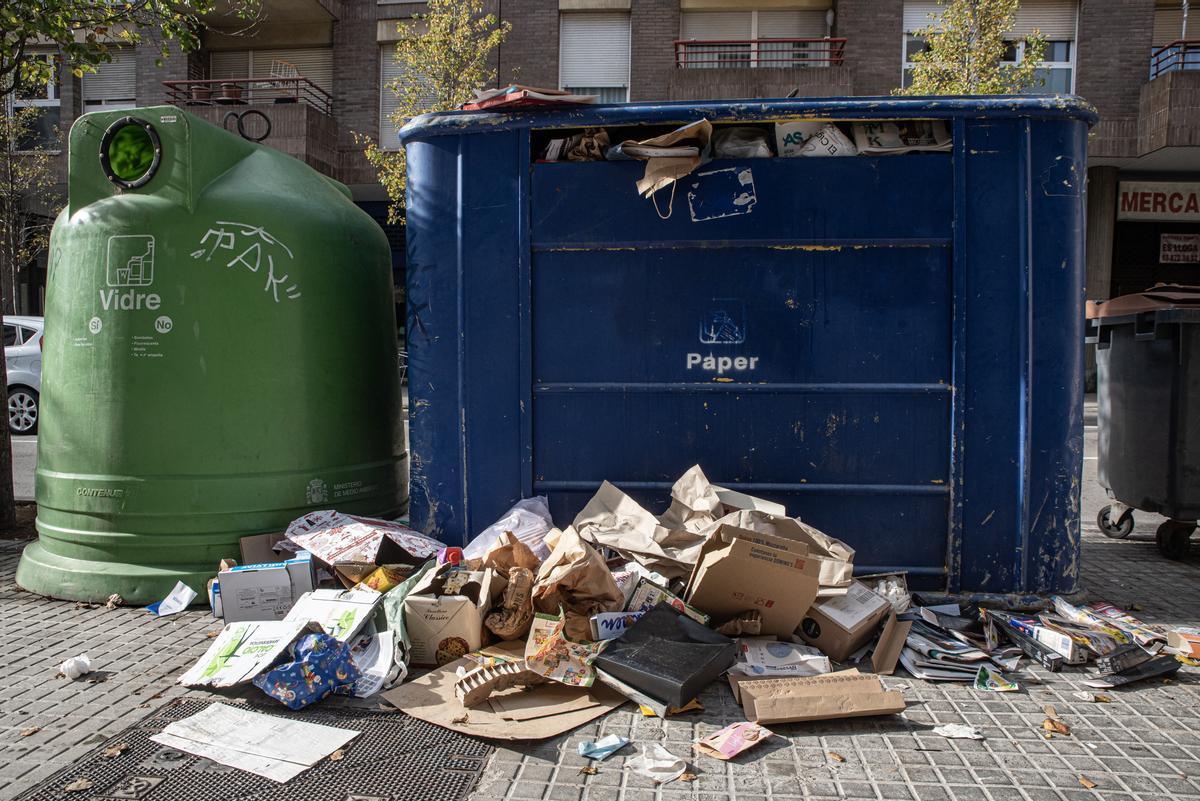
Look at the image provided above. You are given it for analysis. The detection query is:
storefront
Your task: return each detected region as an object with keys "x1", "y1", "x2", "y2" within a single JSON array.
[{"x1": 1112, "y1": 178, "x2": 1200, "y2": 297}]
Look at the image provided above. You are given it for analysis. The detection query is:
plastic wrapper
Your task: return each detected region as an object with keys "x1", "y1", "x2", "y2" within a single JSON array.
[
  {"x1": 463, "y1": 497, "x2": 554, "y2": 562},
  {"x1": 711, "y1": 127, "x2": 774, "y2": 159},
  {"x1": 252, "y1": 633, "x2": 360, "y2": 710}
]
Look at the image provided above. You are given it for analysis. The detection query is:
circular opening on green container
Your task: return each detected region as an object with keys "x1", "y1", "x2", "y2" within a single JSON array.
[{"x1": 99, "y1": 118, "x2": 162, "y2": 190}]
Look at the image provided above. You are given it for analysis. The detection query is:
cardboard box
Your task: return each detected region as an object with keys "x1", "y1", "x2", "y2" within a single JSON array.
[
  {"x1": 239, "y1": 532, "x2": 286, "y2": 565},
  {"x1": 684, "y1": 524, "x2": 820, "y2": 637},
  {"x1": 796, "y1": 581, "x2": 891, "y2": 662},
  {"x1": 404, "y1": 566, "x2": 496, "y2": 666},
  {"x1": 1168, "y1": 628, "x2": 1200, "y2": 658},
  {"x1": 732, "y1": 669, "x2": 905, "y2": 724},
  {"x1": 215, "y1": 551, "x2": 317, "y2": 623}
]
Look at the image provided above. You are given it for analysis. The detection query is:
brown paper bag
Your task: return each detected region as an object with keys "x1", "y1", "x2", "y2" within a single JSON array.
[
  {"x1": 483, "y1": 531, "x2": 542, "y2": 573},
  {"x1": 531, "y1": 526, "x2": 624, "y2": 641}
]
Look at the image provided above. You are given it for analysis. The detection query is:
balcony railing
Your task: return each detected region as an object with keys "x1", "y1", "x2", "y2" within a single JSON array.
[
  {"x1": 675, "y1": 38, "x2": 846, "y2": 69},
  {"x1": 1150, "y1": 40, "x2": 1200, "y2": 80},
  {"x1": 162, "y1": 77, "x2": 333, "y2": 116}
]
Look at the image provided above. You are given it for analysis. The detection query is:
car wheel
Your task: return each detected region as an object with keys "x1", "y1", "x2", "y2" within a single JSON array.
[{"x1": 8, "y1": 387, "x2": 38, "y2": 435}]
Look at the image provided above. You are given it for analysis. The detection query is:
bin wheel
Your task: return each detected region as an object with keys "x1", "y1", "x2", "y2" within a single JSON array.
[
  {"x1": 1097, "y1": 505, "x2": 1134, "y2": 539},
  {"x1": 1155, "y1": 520, "x2": 1195, "y2": 560}
]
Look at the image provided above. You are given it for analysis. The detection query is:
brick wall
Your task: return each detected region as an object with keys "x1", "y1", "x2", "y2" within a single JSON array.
[
  {"x1": 630, "y1": 0, "x2": 677, "y2": 101},
  {"x1": 135, "y1": 33, "x2": 196, "y2": 106},
  {"x1": 669, "y1": 65, "x2": 851, "y2": 101},
  {"x1": 498, "y1": 0, "x2": 560, "y2": 88},
  {"x1": 1076, "y1": 0, "x2": 1154, "y2": 160},
  {"x1": 834, "y1": 0, "x2": 903, "y2": 96},
  {"x1": 335, "y1": 1, "x2": 382, "y2": 184}
]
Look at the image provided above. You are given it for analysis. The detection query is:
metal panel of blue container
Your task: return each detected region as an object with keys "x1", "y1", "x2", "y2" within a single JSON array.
[{"x1": 400, "y1": 96, "x2": 1096, "y2": 599}]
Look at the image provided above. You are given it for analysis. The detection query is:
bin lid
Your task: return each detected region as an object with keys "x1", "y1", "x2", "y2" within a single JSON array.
[
  {"x1": 1087, "y1": 284, "x2": 1200, "y2": 319},
  {"x1": 398, "y1": 95, "x2": 1098, "y2": 146}
]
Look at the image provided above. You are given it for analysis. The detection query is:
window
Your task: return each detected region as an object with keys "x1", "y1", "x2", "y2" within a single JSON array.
[
  {"x1": 12, "y1": 52, "x2": 61, "y2": 150},
  {"x1": 1151, "y1": 5, "x2": 1198, "y2": 77},
  {"x1": 901, "y1": 0, "x2": 1077, "y2": 93},
  {"x1": 83, "y1": 47, "x2": 136, "y2": 110},
  {"x1": 678, "y1": 9, "x2": 831, "y2": 69},
  {"x1": 18, "y1": 327, "x2": 37, "y2": 345},
  {"x1": 379, "y1": 45, "x2": 437, "y2": 150},
  {"x1": 3, "y1": 326, "x2": 17, "y2": 347},
  {"x1": 559, "y1": 12, "x2": 631, "y2": 102}
]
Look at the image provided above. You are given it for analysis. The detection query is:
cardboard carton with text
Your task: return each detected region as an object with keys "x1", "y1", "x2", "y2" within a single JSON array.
[
  {"x1": 684, "y1": 524, "x2": 820, "y2": 637},
  {"x1": 796, "y1": 581, "x2": 891, "y2": 662}
]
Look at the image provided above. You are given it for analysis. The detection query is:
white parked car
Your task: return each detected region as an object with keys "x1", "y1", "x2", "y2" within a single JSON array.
[{"x1": 5, "y1": 316, "x2": 43, "y2": 434}]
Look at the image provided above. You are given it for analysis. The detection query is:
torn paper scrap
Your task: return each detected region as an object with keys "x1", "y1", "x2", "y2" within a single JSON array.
[
  {"x1": 524, "y1": 612, "x2": 606, "y2": 687},
  {"x1": 973, "y1": 665, "x2": 1019, "y2": 692},
  {"x1": 578, "y1": 734, "x2": 630, "y2": 760},
  {"x1": 147, "y1": 581, "x2": 197, "y2": 616},
  {"x1": 149, "y1": 703, "x2": 358, "y2": 783},
  {"x1": 695, "y1": 721, "x2": 773, "y2": 760},
  {"x1": 933, "y1": 723, "x2": 984, "y2": 740},
  {"x1": 627, "y1": 743, "x2": 687, "y2": 784}
]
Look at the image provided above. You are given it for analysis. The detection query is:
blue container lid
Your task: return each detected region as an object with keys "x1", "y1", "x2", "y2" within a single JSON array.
[{"x1": 399, "y1": 94, "x2": 1097, "y2": 145}]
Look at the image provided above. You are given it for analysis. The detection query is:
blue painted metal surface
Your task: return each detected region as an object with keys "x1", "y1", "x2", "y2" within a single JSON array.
[{"x1": 400, "y1": 96, "x2": 1096, "y2": 595}]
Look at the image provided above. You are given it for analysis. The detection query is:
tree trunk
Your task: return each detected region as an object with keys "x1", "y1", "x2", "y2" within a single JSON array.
[{"x1": 0, "y1": 319, "x2": 16, "y2": 530}]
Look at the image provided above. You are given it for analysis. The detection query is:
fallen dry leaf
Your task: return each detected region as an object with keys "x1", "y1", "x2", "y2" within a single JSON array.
[
  {"x1": 450, "y1": 714, "x2": 469, "y2": 725},
  {"x1": 102, "y1": 743, "x2": 128, "y2": 758},
  {"x1": 1095, "y1": 694, "x2": 1112, "y2": 703},
  {"x1": 678, "y1": 772, "x2": 697, "y2": 782},
  {"x1": 19, "y1": 726, "x2": 39, "y2": 737},
  {"x1": 63, "y1": 778, "x2": 93, "y2": 793},
  {"x1": 105, "y1": 594, "x2": 122, "y2": 609},
  {"x1": 827, "y1": 752, "x2": 846, "y2": 763},
  {"x1": 1042, "y1": 718, "x2": 1070, "y2": 736},
  {"x1": 1079, "y1": 776, "x2": 1098, "y2": 789},
  {"x1": 329, "y1": 749, "x2": 345, "y2": 762},
  {"x1": 578, "y1": 766, "x2": 597, "y2": 776},
  {"x1": 1043, "y1": 704, "x2": 1059, "y2": 719},
  {"x1": 206, "y1": 631, "x2": 220, "y2": 639}
]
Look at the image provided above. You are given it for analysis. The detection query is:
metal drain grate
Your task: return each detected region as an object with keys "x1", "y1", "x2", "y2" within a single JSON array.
[{"x1": 14, "y1": 698, "x2": 493, "y2": 801}]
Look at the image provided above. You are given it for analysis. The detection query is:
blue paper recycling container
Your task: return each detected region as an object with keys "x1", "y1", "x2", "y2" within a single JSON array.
[{"x1": 400, "y1": 96, "x2": 1096, "y2": 598}]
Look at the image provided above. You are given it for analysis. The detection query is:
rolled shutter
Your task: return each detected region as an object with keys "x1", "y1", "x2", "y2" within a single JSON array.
[
  {"x1": 210, "y1": 50, "x2": 250, "y2": 79},
  {"x1": 903, "y1": 3, "x2": 943, "y2": 32},
  {"x1": 379, "y1": 46, "x2": 438, "y2": 148},
  {"x1": 251, "y1": 48, "x2": 333, "y2": 94},
  {"x1": 680, "y1": 11, "x2": 753, "y2": 39},
  {"x1": 559, "y1": 12, "x2": 631, "y2": 89},
  {"x1": 1154, "y1": 6, "x2": 1186, "y2": 45},
  {"x1": 82, "y1": 47, "x2": 136, "y2": 104},
  {"x1": 1010, "y1": 0, "x2": 1077, "y2": 39},
  {"x1": 757, "y1": 10, "x2": 827, "y2": 38}
]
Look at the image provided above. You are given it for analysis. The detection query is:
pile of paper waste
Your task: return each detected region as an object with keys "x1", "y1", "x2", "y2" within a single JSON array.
[{"x1": 158, "y1": 465, "x2": 1199, "y2": 783}]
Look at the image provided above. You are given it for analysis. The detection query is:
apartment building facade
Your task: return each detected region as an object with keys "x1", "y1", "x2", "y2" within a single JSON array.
[{"x1": 11, "y1": 0, "x2": 1200, "y2": 317}]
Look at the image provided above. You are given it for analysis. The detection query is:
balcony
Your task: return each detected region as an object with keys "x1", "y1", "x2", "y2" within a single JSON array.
[
  {"x1": 669, "y1": 38, "x2": 850, "y2": 101},
  {"x1": 1150, "y1": 40, "x2": 1200, "y2": 81},
  {"x1": 161, "y1": 77, "x2": 339, "y2": 177}
]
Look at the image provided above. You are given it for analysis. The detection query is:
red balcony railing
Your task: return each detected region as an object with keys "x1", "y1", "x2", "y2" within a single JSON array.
[
  {"x1": 1150, "y1": 40, "x2": 1200, "y2": 80},
  {"x1": 675, "y1": 38, "x2": 846, "y2": 69},
  {"x1": 162, "y1": 77, "x2": 333, "y2": 115}
]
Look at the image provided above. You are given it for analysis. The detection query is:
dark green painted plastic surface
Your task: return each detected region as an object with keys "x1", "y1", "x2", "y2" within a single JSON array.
[{"x1": 17, "y1": 106, "x2": 406, "y2": 603}]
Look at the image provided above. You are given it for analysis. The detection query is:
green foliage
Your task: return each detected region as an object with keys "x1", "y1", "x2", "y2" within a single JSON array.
[
  {"x1": 0, "y1": 107, "x2": 57, "y2": 313},
  {"x1": 896, "y1": 0, "x2": 1047, "y2": 95},
  {"x1": 364, "y1": 0, "x2": 511, "y2": 224},
  {"x1": 1, "y1": 0, "x2": 259, "y2": 96}
]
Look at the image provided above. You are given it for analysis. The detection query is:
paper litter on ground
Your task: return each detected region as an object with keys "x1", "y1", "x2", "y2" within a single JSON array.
[
  {"x1": 578, "y1": 734, "x2": 630, "y2": 760},
  {"x1": 149, "y1": 703, "x2": 358, "y2": 782},
  {"x1": 933, "y1": 723, "x2": 984, "y2": 740},
  {"x1": 627, "y1": 743, "x2": 687, "y2": 784},
  {"x1": 694, "y1": 721, "x2": 773, "y2": 760},
  {"x1": 147, "y1": 581, "x2": 197, "y2": 616}
]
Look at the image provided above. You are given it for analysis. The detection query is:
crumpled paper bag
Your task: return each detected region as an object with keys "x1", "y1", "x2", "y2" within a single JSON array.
[
  {"x1": 573, "y1": 467, "x2": 717, "y2": 580},
  {"x1": 531, "y1": 526, "x2": 624, "y2": 641}
]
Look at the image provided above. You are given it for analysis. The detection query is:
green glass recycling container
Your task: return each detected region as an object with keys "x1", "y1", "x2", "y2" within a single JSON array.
[{"x1": 17, "y1": 106, "x2": 407, "y2": 603}]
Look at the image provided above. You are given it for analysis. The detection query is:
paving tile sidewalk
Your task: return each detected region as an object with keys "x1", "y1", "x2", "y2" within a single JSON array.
[{"x1": 1, "y1": 469, "x2": 1199, "y2": 801}]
